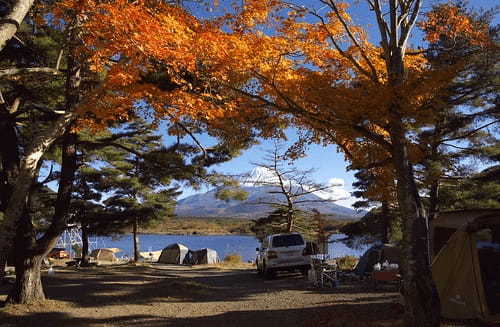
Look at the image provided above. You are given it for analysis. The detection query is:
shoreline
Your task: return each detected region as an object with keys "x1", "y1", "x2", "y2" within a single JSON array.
[{"x1": 136, "y1": 231, "x2": 254, "y2": 237}]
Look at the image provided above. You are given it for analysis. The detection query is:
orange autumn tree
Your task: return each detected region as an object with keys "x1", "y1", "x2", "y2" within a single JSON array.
[
  {"x1": 50, "y1": 0, "x2": 287, "y2": 132},
  {"x1": 193, "y1": 1, "x2": 492, "y2": 325},
  {"x1": 0, "y1": 0, "x2": 285, "y2": 304}
]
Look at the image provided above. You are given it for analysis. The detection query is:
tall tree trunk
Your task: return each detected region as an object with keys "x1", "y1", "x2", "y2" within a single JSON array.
[
  {"x1": 0, "y1": 107, "x2": 20, "y2": 210},
  {"x1": 7, "y1": 254, "x2": 45, "y2": 303},
  {"x1": 7, "y1": 207, "x2": 45, "y2": 304},
  {"x1": 381, "y1": 201, "x2": 390, "y2": 244},
  {"x1": 81, "y1": 225, "x2": 89, "y2": 264},
  {"x1": 0, "y1": 104, "x2": 21, "y2": 284},
  {"x1": 390, "y1": 126, "x2": 441, "y2": 327},
  {"x1": 428, "y1": 180, "x2": 439, "y2": 258},
  {"x1": 0, "y1": 252, "x2": 6, "y2": 282},
  {"x1": 0, "y1": 115, "x2": 72, "y2": 284},
  {"x1": 5, "y1": 33, "x2": 80, "y2": 303},
  {"x1": 9, "y1": 129, "x2": 79, "y2": 304},
  {"x1": 133, "y1": 219, "x2": 140, "y2": 262},
  {"x1": 426, "y1": 135, "x2": 441, "y2": 260}
]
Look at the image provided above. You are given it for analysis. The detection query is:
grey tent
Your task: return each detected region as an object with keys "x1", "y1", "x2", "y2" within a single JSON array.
[
  {"x1": 354, "y1": 243, "x2": 401, "y2": 277},
  {"x1": 191, "y1": 248, "x2": 219, "y2": 265},
  {"x1": 157, "y1": 243, "x2": 190, "y2": 264}
]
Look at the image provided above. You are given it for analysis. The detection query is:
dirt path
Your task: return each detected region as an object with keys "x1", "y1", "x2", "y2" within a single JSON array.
[{"x1": 0, "y1": 264, "x2": 402, "y2": 327}]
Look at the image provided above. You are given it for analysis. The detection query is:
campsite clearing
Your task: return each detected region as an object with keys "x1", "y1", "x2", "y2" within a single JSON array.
[{"x1": 0, "y1": 263, "x2": 405, "y2": 327}]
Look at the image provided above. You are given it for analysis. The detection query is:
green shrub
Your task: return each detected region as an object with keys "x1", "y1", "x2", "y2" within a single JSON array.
[{"x1": 223, "y1": 253, "x2": 242, "y2": 264}]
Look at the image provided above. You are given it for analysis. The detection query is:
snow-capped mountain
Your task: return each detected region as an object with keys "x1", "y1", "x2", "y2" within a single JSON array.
[{"x1": 175, "y1": 167, "x2": 363, "y2": 219}]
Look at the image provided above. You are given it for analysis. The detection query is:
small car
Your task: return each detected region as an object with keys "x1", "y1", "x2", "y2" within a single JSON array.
[{"x1": 256, "y1": 232, "x2": 312, "y2": 278}]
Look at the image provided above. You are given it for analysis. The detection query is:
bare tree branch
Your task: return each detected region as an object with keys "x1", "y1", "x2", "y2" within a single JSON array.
[
  {"x1": 399, "y1": 0, "x2": 421, "y2": 49},
  {"x1": 0, "y1": 67, "x2": 60, "y2": 78},
  {"x1": 307, "y1": 9, "x2": 374, "y2": 81},
  {"x1": 440, "y1": 120, "x2": 500, "y2": 143},
  {"x1": 324, "y1": 0, "x2": 380, "y2": 82},
  {"x1": 0, "y1": 0, "x2": 35, "y2": 51},
  {"x1": 371, "y1": 0, "x2": 390, "y2": 51}
]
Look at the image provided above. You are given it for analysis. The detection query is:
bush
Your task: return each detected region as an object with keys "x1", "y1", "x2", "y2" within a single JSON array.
[
  {"x1": 223, "y1": 253, "x2": 242, "y2": 264},
  {"x1": 337, "y1": 255, "x2": 358, "y2": 270}
]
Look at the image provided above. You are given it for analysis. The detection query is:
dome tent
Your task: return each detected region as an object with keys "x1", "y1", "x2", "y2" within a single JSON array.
[
  {"x1": 157, "y1": 243, "x2": 190, "y2": 264},
  {"x1": 191, "y1": 248, "x2": 219, "y2": 265},
  {"x1": 90, "y1": 248, "x2": 120, "y2": 262},
  {"x1": 432, "y1": 210, "x2": 500, "y2": 323}
]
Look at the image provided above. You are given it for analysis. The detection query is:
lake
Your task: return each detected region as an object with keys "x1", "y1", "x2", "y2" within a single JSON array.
[{"x1": 91, "y1": 234, "x2": 368, "y2": 262}]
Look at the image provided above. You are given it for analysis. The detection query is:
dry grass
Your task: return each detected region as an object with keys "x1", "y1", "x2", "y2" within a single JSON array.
[
  {"x1": 336, "y1": 255, "x2": 359, "y2": 270},
  {"x1": 223, "y1": 253, "x2": 242, "y2": 264},
  {"x1": 194, "y1": 262, "x2": 254, "y2": 270},
  {"x1": 143, "y1": 217, "x2": 253, "y2": 235}
]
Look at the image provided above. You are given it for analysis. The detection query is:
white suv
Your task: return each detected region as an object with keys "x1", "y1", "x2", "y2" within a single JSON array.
[{"x1": 256, "y1": 233, "x2": 312, "y2": 278}]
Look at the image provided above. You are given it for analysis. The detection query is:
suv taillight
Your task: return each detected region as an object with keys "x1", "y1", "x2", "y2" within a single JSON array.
[{"x1": 268, "y1": 251, "x2": 278, "y2": 259}]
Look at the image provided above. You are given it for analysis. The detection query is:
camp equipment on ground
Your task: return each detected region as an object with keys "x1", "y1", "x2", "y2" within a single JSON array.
[{"x1": 354, "y1": 244, "x2": 401, "y2": 278}]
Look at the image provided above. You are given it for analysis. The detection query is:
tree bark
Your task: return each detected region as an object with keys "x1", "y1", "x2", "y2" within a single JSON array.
[
  {"x1": 428, "y1": 180, "x2": 439, "y2": 258},
  {"x1": 7, "y1": 125, "x2": 79, "y2": 305},
  {"x1": 381, "y1": 201, "x2": 390, "y2": 243},
  {"x1": 0, "y1": 108, "x2": 20, "y2": 210},
  {"x1": 390, "y1": 124, "x2": 441, "y2": 327},
  {"x1": 3, "y1": 27, "x2": 80, "y2": 303},
  {"x1": 0, "y1": 0, "x2": 36, "y2": 51},
  {"x1": 0, "y1": 114, "x2": 72, "y2": 278},
  {"x1": 7, "y1": 205, "x2": 45, "y2": 303},
  {"x1": 0, "y1": 251, "x2": 6, "y2": 282},
  {"x1": 7, "y1": 254, "x2": 44, "y2": 303},
  {"x1": 133, "y1": 219, "x2": 140, "y2": 262},
  {"x1": 0, "y1": 107, "x2": 20, "y2": 284},
  {"x1": 81, "y1": 225, "x2": 89, "y2": 264}
]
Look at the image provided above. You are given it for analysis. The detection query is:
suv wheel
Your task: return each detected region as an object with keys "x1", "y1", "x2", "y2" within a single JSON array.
[
  {"x1": 263, "y1": 262, "x2": 275, "y2": 280},
  {"x1": 256, "y1": 261, "x2": 263, "y2": 276}
]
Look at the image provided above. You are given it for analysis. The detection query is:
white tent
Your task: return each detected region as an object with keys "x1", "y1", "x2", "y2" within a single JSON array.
[{"x1": 192, "y1": 248, "x2": 219, "y2": 265}]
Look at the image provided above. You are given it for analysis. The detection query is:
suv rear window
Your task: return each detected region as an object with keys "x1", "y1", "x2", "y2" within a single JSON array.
[{"x1": 272, "y1": 234, "x2": 304, "y2": 247}]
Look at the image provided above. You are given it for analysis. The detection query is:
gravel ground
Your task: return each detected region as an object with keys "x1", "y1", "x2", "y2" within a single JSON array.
[{"x1": 0, "y1": 263, "x2": 404, "y2": 327}]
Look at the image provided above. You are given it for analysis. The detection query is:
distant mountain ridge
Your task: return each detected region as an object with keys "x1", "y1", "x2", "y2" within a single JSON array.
[{"x1": 175, "y1": 185, "x2": 364, "y2": 219}]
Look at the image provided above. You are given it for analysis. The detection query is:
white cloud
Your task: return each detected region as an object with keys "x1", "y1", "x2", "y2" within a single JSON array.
[
  {"x1": 313, "y1": 177, "x2": 360, "y2": 209},
  {"x1": 314, "y1": 188, "x2": 350, "y2": 201},
  {"x1": 328, "y1": 178, "x2": 345, "y2": 187}
]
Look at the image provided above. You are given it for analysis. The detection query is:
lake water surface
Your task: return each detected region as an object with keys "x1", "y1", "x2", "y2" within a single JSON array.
[{"x1": 93, "y1": 234, "x2": 367, "y2": 262}]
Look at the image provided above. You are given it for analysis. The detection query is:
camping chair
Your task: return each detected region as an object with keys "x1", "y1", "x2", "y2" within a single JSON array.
[{"x1": 310, "y1": 257, "x2": 338, "y2": 288}]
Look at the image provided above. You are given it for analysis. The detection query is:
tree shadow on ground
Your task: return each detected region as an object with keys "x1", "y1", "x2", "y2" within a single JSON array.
[
  {"x1": 0, "y1": 264, "x2": 399, "y2": 308},
  {"x1": 0, "y1": 302, "x2": 403, "y2": 327}
]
